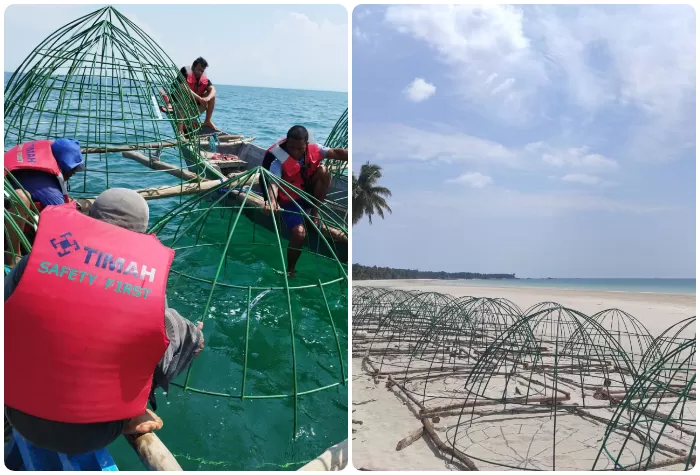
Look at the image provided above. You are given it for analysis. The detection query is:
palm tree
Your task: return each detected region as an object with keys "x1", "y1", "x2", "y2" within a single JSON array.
[{"x1": 352, "y1": 162, "x2": 392, "y2": 225}]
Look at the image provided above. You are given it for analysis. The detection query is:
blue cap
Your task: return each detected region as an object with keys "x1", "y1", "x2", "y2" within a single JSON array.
[{"x1": 51, "y1": 138, "x2": 84, "y2": 175}]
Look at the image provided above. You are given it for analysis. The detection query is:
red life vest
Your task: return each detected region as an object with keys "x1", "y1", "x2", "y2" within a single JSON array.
[
  {"x1": 4, "y1": 140, "x2": 70, "y2": 210},
  {"x1": 4, "y1": 203, "x2": 173, "y2": 424},
  {"x1": 266, "y1": 138, "x2": 323, "y2": 205},
  {"x1": 186, "y1": 72, "x2": 209, "y2": 96}
]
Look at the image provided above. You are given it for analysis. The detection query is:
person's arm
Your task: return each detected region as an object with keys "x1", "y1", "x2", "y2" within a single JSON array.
[
  {"x1": 324, "y1": 147, "x2": 348, "y2": 162},
  {"x1": 4, "y1": 254, "x2": 29, "y2": 302},
  {"x1": 203, "y1": 84, "x2": 216, "y2": 100},
  {"x1": 152, "y1": 307, "x2": 205, "y2": 392}
]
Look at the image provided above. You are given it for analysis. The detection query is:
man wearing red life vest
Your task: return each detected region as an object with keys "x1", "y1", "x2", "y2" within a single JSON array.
[
  {"x1": 4, "y1": 139, "x2": 84, "y2": 267},
  {"x1": 183, "y1": 57, "x2": 219, "y2": 132},
  {"x1": 262, "y1": 125, "x2": 348, "y2": 277},
  {"x1": 4, "y1": 188, "x2": 205, "y2": 454}
]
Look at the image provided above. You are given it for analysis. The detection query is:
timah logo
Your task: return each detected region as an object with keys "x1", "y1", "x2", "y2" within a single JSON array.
[
  {"x1": 45, "y1": 232, "x2": 158, "y2": 283},
  {"x1": 50, "y1": 232, "x2": 80, "y2": 257}
]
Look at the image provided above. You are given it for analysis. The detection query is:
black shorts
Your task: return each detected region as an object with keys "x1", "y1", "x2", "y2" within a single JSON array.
[{"x1": 5, "y1": 406, "x2": 125, "y2": 455}]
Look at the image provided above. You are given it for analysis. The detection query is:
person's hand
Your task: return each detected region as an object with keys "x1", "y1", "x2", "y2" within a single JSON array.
[
  {"x1": 199, "y1": 95, "x2": 210, "y2": 104},
  {"x1": 123, "y1": 409, "x2": 163, "y2": 435},
  {"x1": 194, "y1": 321, "x2": 205, "y2": 357},
  {"x1": 263, "y1": 201, "x2": 280, "y2": 216}
]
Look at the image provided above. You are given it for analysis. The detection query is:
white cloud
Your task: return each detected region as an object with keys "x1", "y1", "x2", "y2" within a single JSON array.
[
  {"x1": 354, "y1": 122, "x2": 617, "y2": 176},
  {"x1": 562, "y1": 174, "x2": 601, "y2": 185},
  {"x1": 410, "y1": 187, "x2": 671, "y2": 219},
  {"x1": 353, "y1": 122, "x2": 517, "y2": 167},
  {"x1": 354, "y1": 26, "x2": 370, "y2": 42},
  {"x1": 526, "y1": 143, "x2": 619, "y2": 171},
  {"x1": 383, "y1": 5, "x2": 695, "y2": 160},
  {"x1": 385, "y1": 4, "x2": 547, "y2": 123},
  {"x1": 355, "y1": 8, "x2": 372, "y2": 20},
  {"x1": 403, "y1": 78, "x2": 437, "y2": 102},
  {"x1": 447, "y1": 172, "x2": 493, "y2": 188},
  {"x1": 221, "y1": 12, "x2": 347, "y2": 91}
]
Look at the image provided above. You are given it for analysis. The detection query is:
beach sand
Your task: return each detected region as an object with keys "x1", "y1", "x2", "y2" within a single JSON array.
[{"x1": 351, "y1": 280, "x2": 696, "y2": 471}]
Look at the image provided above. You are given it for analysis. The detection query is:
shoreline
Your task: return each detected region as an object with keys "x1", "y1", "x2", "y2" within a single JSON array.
[
  {"x1": 352, "y1": 281, "x2": 696, "y2": 331},
  {"x1": 353, "y1": 279, "x2": 696, "y2": 298}
]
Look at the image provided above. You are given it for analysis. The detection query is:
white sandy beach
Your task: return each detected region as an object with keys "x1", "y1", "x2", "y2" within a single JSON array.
[{"x1": 351, "y1": 279, "x2": 696, "y2": 471}]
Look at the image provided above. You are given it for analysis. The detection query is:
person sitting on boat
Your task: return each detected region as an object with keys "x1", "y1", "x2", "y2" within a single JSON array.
[
  {"x1": 261, "y1": 125, "x2": 348, "y2": 278},
  {"x1": 183, "y1": 57, "x2": 219, "y2": 132},
  {"x1": 4, "y1": 188, "x2": 205, "y2": 455},
  {"x1": 4, "y1": 139, "x2": 84, "y2": 267}
]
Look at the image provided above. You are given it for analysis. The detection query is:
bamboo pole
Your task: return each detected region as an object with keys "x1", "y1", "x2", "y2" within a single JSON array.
[
  {"x1": 81, "y1": 135, "x2": 251, "y2": 154},
  {"x1": 121, "y1": 151, "x2": 199, "y2": 181},
  {"x1": 83, "y1": 142, "x2": 179, "y2": 154},
  {"x1": 74, "y1": 181, "x2": 224, "y2": 210},
  {"x1": 124, "y1": 433, "x2": 182, "y2": 471},
  {"x1": 204, "y1": 134, "x2": 245, "y2": 141},
  {"x1": 135, "y1": 180, "x2": 229, "y2": 200},
  {"x1": 198, "y1": 136, "x2": 255, "y2": 147}
]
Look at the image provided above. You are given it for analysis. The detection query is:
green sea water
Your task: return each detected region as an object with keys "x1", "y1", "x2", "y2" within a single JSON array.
[
  {"x1": 4, "y1": 74, "x2": 349, "y2": 470},
  {"x1": 111, "y1": 204, "x2": 348, "y2": 471}
]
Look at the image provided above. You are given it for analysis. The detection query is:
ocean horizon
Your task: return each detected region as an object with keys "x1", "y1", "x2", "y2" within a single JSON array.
[
  {"x1": 425, "y1": 277, "x2": 696, "y2": 295},
  {"x1": 3, "y1": 71, "x2": 347, "y2": 94}
]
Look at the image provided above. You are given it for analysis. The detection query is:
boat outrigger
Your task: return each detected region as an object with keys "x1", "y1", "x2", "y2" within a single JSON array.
[{"x1": 83, "y1": 125, "x2": 350, "y2": 263}]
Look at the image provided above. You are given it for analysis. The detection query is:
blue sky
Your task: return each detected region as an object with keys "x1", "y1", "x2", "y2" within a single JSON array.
[
  {"x1": 352, "y1": 4, "x2": 695, "y2": 278},
  {"x1": 4, "y1": 4, "x2": 347, "y2": 92}
]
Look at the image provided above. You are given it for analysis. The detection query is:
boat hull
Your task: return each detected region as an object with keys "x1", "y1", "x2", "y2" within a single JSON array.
[{"x1": 5, "y1": 429, "x2": 118, "y2": 471}]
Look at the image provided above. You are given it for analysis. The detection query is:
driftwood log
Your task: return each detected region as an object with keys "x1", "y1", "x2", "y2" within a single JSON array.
[
  {"x1": 365, "y1": 359, "x2": 479, "y2": 470},
  {"x1": 395, "y1": 426, "x2": 424, "y2": 451}
]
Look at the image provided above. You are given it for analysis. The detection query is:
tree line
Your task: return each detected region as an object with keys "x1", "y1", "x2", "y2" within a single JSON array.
[{"x1": 353, "y1": 264, "x2": 516, "y2": 281}]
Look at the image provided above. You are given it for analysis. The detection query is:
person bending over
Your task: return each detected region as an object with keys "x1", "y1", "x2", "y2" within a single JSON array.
[
  {"x1": 4, "y1": 188, "x2": 205, "y2": 454},
  {"x1": 4, "y1": 139, "x2": 84, "y2": 267},
  {"x1": 261, "y1": 125, "x2": 348, "y2": 277}
]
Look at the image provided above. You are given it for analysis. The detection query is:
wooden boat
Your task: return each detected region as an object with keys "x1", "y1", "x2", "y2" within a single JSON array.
[
  {"x1": 5, "y1": 429, "x2": 117, "y2": 471},
  {"x1": 109, "y1": 127, "x2": 349, "y2": 263},
  {"x1": 196, "y1": 130, "x2": 347, "y2": 208},
  {"x1": 4, "y1": 427, "x2": 183, "y2": 471},
  {"x1": 298, "y1": 439, "x2": 348, "y2": 471}
]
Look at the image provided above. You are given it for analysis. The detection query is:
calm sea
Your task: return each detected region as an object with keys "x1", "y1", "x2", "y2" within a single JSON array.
[
  {"x1": 5, "y1": 74, "x2": 349, "y2": 471},
  {"x1": 439, "y1": 278, "x2": 696, "y2": 295}
]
